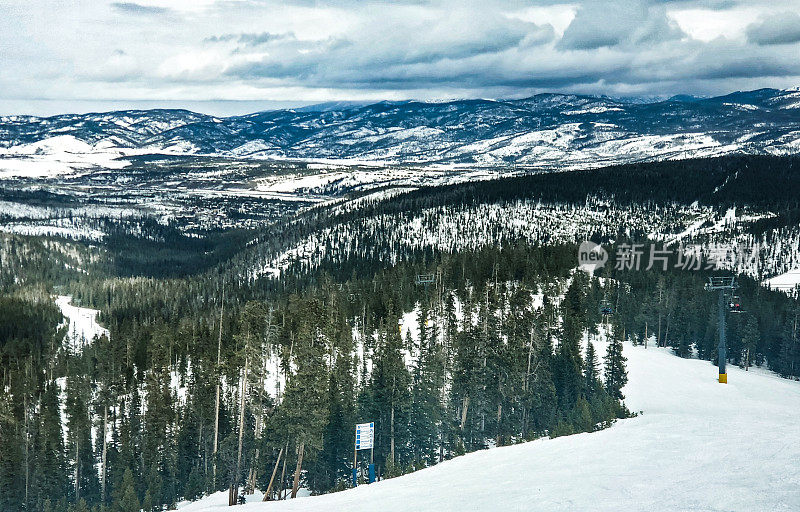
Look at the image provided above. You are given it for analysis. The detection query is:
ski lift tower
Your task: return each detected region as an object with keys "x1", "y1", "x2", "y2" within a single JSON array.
[
  {"x1": 705, "y1": 276, "x2": 737, "y2": 384},
  {"x1": 599, "y1": 299, "x2": 614, "y2": 329},
  {"x1": 415, "y1": 273, "x2": 436, "y2": 290}
]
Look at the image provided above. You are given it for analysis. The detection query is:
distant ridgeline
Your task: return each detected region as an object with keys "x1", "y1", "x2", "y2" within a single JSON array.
[
  {"x1": 381, "y1": 154, "x2": 800, "y2": 209},
  {"x1": 1, "y1": 154, "x2": 799, "y2": 512},
  {"x1": 2, "y1": 87, "x2": 800, "y2": 165}
]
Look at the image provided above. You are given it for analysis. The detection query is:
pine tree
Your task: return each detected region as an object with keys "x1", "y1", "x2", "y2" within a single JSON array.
[
  {"x1": 740, "y1": 316, "x2": 760, "y2": 371},
  {"x1": 143, "y1": 465, "x2": 161, "y2": 512},
  {"x1": 369, "y1": 322, "x2": 412, "y2": 474},
  {"x1": 554, "y1": 281, "x2": 584, "y2": 411},
  {"x1": 184, "y1": 466, "x2": 204, "y2": 501},
  {"x1": 142, "y1": 326, "x2": 176, "y2": 510},
  {"x1": 450, "y1": 326, "x2": 484, "y2": 451},
  {"x1": 114, "y1": 469, "x2": 139, "y2": 512},
  {"x1": 70, "y1": 498, "x2": 89, "y2": 512},
  {"x1": 141, "y1": 490, "x2": 153, "y2": 512},
  {"x1": 277, "y1": 297, "x2": 329, "y2": 498},
  {"x1": 521, "y1": 316, "x2": 557, "y2": 436},
  {"x1": 604, "y1": 326, "x2": 628, "y2": 401},
  {"x1": 583, "y1": 342, "x2": 600, "y2": 397},
  {"x1": 572, "y1": 397, "x2": 594, "y2": 433},
  {"x1": 305, "y1": 290, "x2": 356, "y2": 493},
  {"x1": 65, "y1": 370, "x2": 100, "y2": 505},
  {"x1": 775, "y1": 318, "x2": 798, "y2": 378},
  {"x1": 32, "y1": 382, "x2": 68, "y2": 508},
  {"x1": 0, "y1": 391, "x2": 22, "y2": 512},
  {"x1": 409, "y1": 303, "x2": 443, "y2": 465}
]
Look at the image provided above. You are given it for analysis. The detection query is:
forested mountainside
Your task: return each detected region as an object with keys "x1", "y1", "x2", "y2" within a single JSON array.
[
  {"x1": 2, "y1": 88, "x2": 800, "y2": 169},
  {"x1": 2, "y1": 155, "x2": 800, "y2": 512},
  {"x1": 229, "y1": 155, "x2": 800, "y2": 283}
]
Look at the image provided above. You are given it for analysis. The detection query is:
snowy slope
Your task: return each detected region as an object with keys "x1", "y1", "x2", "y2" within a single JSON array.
[
  {"x1": 764, "y1": 269, "x2": 800, "y2": 295},
  {"x1": 181, "y1": 340, "x2": 800, "y2": 512},
  {"x1": 56, "y1": 295, "x2": 110, "y2": 348},
  {"x1": 0, "y1": 134, "x2": 131, "y2": 178}
]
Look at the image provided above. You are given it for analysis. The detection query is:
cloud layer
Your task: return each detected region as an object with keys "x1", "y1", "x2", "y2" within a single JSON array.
[
  {"x1": 2, "y1": 0, "x2": 800, "y2": 114},
  {"x1": 746, "y1": 11, "x2": 800, "y2": 46}
]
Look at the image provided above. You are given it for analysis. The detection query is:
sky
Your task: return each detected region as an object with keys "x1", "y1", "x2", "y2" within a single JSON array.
[{"x1": 1, "y1": 0, "x2": 800, "y2": 116}]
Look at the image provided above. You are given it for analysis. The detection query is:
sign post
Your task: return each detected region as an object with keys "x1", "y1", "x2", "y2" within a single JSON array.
[{"x1": 354, "y1": 422, "x2": 375, "y2": 486}]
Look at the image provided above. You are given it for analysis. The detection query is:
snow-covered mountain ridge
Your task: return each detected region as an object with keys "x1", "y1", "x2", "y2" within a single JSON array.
[{"x1": 2, "y1": 88, "x2": 800, "y2": 175}]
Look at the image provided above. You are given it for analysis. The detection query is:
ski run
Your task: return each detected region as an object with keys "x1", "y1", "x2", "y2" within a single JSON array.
[{"x1": 177, "y1": 338, "x2": 800, "y2": 512}]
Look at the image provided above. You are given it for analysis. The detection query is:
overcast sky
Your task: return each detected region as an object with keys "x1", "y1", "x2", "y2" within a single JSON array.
[{"x1": 2, "y1": 0, "x2": 800, "y2": 116}]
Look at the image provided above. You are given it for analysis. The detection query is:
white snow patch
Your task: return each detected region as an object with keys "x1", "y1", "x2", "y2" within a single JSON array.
[
  {"x1": 176, "y1": 488, "x2": 311, "y2": 511},
  {"x1": 764, "y1": 269, "x2": 800, "y2": 295},
  {"x1": 0, "y1": 135, "x2": 130, "y2": 178},
  {"x1": 56, "y1": 295, "x2": 109, "y2": 349}
]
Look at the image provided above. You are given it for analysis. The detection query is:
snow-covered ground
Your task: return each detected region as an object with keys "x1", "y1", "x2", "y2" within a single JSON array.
[
  {"x1": 176, "y1": 488, "x2": 313, "y2": 512},
  {"x1": 179, "y1": 340, "x2": 800, "y2": 512},
  {"x1": 764, "y1": 269, "x2": 800, "y2": 295},
  {"x1": 0, "y1": 135, "x2": 130, "y2": 178},
  {"x1": 56, "y1": 295, "x2": 109, "y2": 348}
]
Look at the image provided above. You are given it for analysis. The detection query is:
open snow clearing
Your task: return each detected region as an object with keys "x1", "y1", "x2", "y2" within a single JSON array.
[{"x1": 178, "y1": 341, "x2": 800, "y2": 512}]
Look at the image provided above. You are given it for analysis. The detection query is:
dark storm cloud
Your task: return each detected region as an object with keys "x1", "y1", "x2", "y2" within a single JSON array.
[
  {"x1": 223, "y1": 27, "x2": 800, "y2": 94},
  {"x1": 111, "y1": 2, "x2": 171, "y2": 15},
  {"x1": 224, "y1": 13, "x2": 554, "y2": 82},
  {"x1": 397, "y1": 21, "x2": 553, "y2": 64},
  {"x1": 746, "y1": 12, "x2": 800, "y2": 45},
  {"x1": 557, "y1": 0, "x2": 684, "y2": 50}
]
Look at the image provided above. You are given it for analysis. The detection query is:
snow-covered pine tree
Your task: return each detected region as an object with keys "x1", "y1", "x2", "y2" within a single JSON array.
[
  {"x1": 583, "y1": 341, "x2": 600, "y2": 397},
  {"x1": 604, "y1": 324, "x2": 628, "y2": 401}
]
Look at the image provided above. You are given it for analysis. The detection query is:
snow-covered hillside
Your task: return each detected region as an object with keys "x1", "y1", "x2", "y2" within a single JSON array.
[
  {"x1": 56, "y1": 295, "x2": 109, "y2": 348},
  {"x1": 179, "y1": 340, "x2": 800, "y2": 512},
  {"x1": 0, "y1": 135, "x2": 129, "y2": 178},
  {"x1": 2, "y1": 88, "x2": 800, "y2": 173}
]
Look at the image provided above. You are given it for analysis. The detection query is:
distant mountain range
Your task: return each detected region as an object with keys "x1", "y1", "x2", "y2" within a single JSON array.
[{"x1": 1, "y1": 87, "x2": 799, "y2": 175}]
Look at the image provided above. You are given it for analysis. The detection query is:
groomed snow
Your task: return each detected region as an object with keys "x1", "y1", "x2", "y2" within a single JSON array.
[
  {"x1": 764, "y1": 269, "x2": 800, "y2": 295},
  {"x1": 179, "y1": 339, "x2": 800, "y2": 511},
  {"x1": 56, "y1": 295, "x2": 109, "y2": 348}
]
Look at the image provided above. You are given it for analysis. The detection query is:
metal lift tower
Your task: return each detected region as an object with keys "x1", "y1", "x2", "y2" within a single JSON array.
[
  {"x1": 415, "y1": 273, "x2": 436, "y2": 289},
  {"x1": 704, "y1": 276, "x2": 737, "y2": 383}
]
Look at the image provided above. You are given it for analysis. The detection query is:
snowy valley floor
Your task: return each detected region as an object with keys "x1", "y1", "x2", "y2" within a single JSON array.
[{"x1": 180, "y1": 342, "x2": 800, "y2": 512}]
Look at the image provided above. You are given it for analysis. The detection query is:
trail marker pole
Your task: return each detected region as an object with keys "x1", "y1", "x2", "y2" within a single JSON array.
[
  {"x1": 718, "y1": 289, "x2": 727, "y2": 382},
  {"x1": 352, "y1": 445, "x2": 357, "y2": 488}
]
